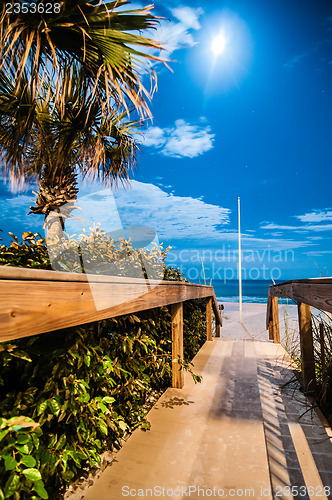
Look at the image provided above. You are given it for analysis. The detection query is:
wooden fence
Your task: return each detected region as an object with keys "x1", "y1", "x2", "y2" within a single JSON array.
[
  {"x1": 0, "y1": 266, "x2": 222, "y2": 389},
  {"x1": 267, "y1": 277, "x2": 332, "y2": 395}
]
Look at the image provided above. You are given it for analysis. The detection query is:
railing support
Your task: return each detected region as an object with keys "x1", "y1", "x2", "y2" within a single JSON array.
[
  {"x1": 171, "y1": 302, "x2": 184, "y2": 389},
  {"x1": 319, "y1": 323, "x2": 327, "y2": 408},
  {"x1": 267, "y1": 296, "x2": 280, "y2": 343},
  {"x1": 298, "y1": 302, "x2": 316, "y2": 394},
  {"x1": 271, "y1": 296, "x2": 280, "y2": 343},
  {"x1": 206, "y1": 297, "x2": 213, "y2": 341},
  {"x1": 215, "y1": 304, "x2": 222, "y2": 338}
]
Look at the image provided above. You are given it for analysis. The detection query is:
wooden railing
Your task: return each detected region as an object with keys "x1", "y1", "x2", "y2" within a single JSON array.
[
  {"x1": 0, "y1": 266, "x2": 222, "y2": 389},
  {"x1": 267, "y1": 277, "x2": 332, "y2": 395}
]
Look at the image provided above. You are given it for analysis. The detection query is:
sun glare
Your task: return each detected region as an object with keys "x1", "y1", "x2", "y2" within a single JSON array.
[{"x1": 211, "y1": 33, "x2": 227, "y2": 56}]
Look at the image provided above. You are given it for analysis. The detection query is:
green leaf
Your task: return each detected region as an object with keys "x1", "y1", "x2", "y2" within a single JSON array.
[
  {"x1": 0, "y1": 429, "x2": 9, "y2": 443},
  {"x1": 11, "y1": 350, "x2": 32, "y2": 362},
  {"x1": 36, "y1": 400, "x2": 48, "y2": 416},
  {"x1": 22, "y1": 468, "x2": 42, "y2": 482},
  {"x1": 102, "y1": 396, "x2": 115, "y2": 404},
  {"x1": 14, "y1": 444, "x2": 29, "y2": 454},
  {"x1": 48, "y1": 399, "x2": 60, "y2": 417},
  {"x1": 84, "y1": 354, "x2": 91, "y2": 367},
  {"x1": 0, "y1": 487, "x2": 4, "y2": 500},
  {"x1": 16, "y1": 434, "x2": 29, "y2": 445},
  {"x1": 98, "y1": 402, "x2": 107, "y2": 414},
  {"x1": 97, "y1": 420, "x2": 108, "y2": 436},
  {"x1": 32, "y1": 481, "x2": 48, "y2": 499},
  {"x1": 4, "y1": 455, "x2": 17, "y2": 471},
  {"x1": 4, "y1": 473, "x2": 20, "y2": 498},
  {"x1": 54, "y1": 434, "x2": 66, "y2": 451},
  {"x1": 31, "y1": 433, "x2": 40, "y2": 450},
  {"x1": 20, "y1": 455, "x2": 36, "y2": 467}
]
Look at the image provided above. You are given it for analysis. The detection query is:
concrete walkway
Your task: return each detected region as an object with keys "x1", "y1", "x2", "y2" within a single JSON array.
[{"x1": 84, "y1": 304, "x2": 332, "y2": 500}]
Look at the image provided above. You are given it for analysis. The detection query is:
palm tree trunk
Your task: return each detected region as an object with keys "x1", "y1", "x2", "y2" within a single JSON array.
[{"x1": 29, "y1": 165, "x2": 79, "y2": 239}]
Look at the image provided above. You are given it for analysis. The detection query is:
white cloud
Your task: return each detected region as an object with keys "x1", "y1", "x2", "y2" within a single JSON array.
[
  {"x1": 155, "y1": 6, "x2": 204, "y2": 54},
  {"x1": 305, "y1": 250, "x2": 332, "y2": 257},
  {"x1": 295, "y1": 209, "x2": 332, "y2": 223},
  {"x1": 261, "y1": 223, "x2": 332, "y2": 232},
  {"x1": 142, "y1": 127, "x2": 165, "y2": 148},
  {"x1": 283, "y1": 51, "x2": 311, "y2": 69},
  {"x1": 142, "y1": 119, "x2": 215, "y2": 158},
  {"x1": 1, "y1": 195, "x2": 35, "y2": 223},
  {"x1": 68, "y1": 181, "x2": 311, "y2": 254},
  {"x1": 171, "y1": 6, "x2": 203, "y2": 30},
  {"x1": 112, "y1": 181, "x2": 229, "y2": 240},
  {"x1": 65, "y1": 180, "x2": 230, "y2": 241}
]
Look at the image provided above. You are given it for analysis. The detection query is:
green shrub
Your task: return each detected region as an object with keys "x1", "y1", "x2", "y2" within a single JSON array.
[
  {"x1": 0, "y1": 231, "x2": 207, "y2": 498},
  {"x1": 312, "y1": 313, "x2": 332, "y2": 413},
  {"x1": 0, "y1": 416, "x2": 47, "y2": 499}
]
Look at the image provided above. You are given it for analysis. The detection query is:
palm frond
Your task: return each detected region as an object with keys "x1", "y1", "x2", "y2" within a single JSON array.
[{"x1": 0, "y1": 0, "x2": 167, "y2": 117}]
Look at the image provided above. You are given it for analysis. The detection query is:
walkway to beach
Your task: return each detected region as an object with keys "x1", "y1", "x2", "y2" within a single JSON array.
[{"x1": 84, "y1": 303, "x2": 332, "y2": 500}]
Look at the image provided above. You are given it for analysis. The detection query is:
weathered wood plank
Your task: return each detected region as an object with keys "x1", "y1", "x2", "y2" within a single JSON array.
[
  {"x1": 0, "y1": 265, "x2": 213, "y2": 287},
  {"x1": 206, "y1": 297, "x2": 213, "y2": 341},
  {"x1": 268, "y1": 283, "x2": 294, "y2": 300},
  {"x1": 271, "y1": 296, "x2": 280, "y2": 343},
  {"x1": 319, "y1": 323, "x2": 327, "y2": 408},
  {"x1": 269, "y1": 282, "x2": 332, "y2": 313},
  {"x1": 266, "y1": 296, "x2": 274, "y2": 340},
  {"x1": 266, "y1": 295, "x2": 272, "y2": 329},
  {"x1": 215, "y1": 323, "x2": 220, "y2": 338},
  {"x1": 298, "y1": 303, "x2": 316, "y2": 394},
  {"x1": 0, "y1": 276, "x2": 221, "y2": 342},
  {"x1": 213, "y1": 298, "x2": 222, "y2": 327},
  {"x1": 171, "y1": 303, "x2": 184, "y2": 389}
]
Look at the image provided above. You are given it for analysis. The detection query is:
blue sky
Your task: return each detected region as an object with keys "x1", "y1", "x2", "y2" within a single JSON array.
[{"x1": 1, "y1": 0, "x2": 332, "y2": 283}]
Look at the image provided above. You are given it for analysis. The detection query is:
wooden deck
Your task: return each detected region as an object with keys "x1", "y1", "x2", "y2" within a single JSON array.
[{"x1": 83, "y1": 304, "x2": 332, "y2": 500}]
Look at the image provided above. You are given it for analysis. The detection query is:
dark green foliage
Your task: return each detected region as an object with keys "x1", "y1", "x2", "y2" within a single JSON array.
[
  {"x1": 312, "y1": 313, "x2": 332, "y2": 417},
  {"x1": 0, "y1": 416, "x2": 47, "y2": 499},
  {"x1": 0, "y1": 233, "x2": 51, "y2": 269},
  {"x1": 0, "y1": 232, "x2": 207, "y2": 498}
]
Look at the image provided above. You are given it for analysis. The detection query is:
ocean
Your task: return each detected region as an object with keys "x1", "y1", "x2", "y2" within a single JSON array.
[{"x1": 192, "y1": 279, "x2": 291, "y2": 304}]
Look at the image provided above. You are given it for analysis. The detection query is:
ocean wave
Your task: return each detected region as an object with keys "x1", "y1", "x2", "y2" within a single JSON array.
[{"x1": 216, "y1": 296, "x2": 295, "y2": 304}]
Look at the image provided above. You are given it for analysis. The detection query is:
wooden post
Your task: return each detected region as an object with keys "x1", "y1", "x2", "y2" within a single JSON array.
[
  {"x1": 171, "y1": 302, "x2": 184, "y2": 389},
  {"x1": 206, "y1": 297, "x2": 213, "y2": 341},
  {"x1": 215, "y1": 304, "x2": 222, "y2": 338},
  {"x1": 298, "y1": 303, "x2": 316, "y2": 394},
  {"x1": 267, "y1": 295, "x2": 274, "y2": 340},
  {"x1": 319, "y1": 323, "x2": 327, "y2": 407},
  {"x1": 271, "y1": 296, "x2": 280, "y2": 343}
]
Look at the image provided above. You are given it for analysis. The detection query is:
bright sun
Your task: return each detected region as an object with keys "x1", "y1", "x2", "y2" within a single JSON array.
[{"x1": 211, "y1": 33, "x2": 227, "y2": 56}]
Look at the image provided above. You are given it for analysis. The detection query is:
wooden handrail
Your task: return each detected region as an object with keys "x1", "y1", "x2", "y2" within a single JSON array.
[
  {"x1": 268, "y1": 278, "x2": 332, "y2": 313},
  {"x1": 267, "y1": 279, "x2": 332, "y2": 395},
  {"x1": 0, "y1": 266, "x2": 222, "y2": 389}
]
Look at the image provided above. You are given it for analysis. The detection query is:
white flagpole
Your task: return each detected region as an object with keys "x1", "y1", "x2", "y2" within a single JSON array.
[{"x1": 238, "y1": 197, "x2": 243, "y2": 323}]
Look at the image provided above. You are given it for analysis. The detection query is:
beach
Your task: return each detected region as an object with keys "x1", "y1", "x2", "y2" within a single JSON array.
[{"x1": 219, "y1": 301, "x2": 300, "y2": 347}]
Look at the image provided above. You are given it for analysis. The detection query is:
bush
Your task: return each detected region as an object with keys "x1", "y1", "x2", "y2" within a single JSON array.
[{"x1": 0, "y1": 232, "x2": 207, "y2": 498}]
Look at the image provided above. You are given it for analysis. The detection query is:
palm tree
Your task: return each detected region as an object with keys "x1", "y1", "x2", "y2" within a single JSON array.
[
  {"x1": 0, "y1": 64, "x2": 138, "y2": 237},
  {"x1": 0, "y1": 1, "x2": 166, "y2": 236},
  {"x1": 0, "y1": 0, "x2": 164, "y2": 117}
]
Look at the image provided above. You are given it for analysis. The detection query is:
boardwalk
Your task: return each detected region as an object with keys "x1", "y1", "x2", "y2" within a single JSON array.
[{"x1": 84, "y1": 303, "x2": 332, "y2": 500}]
